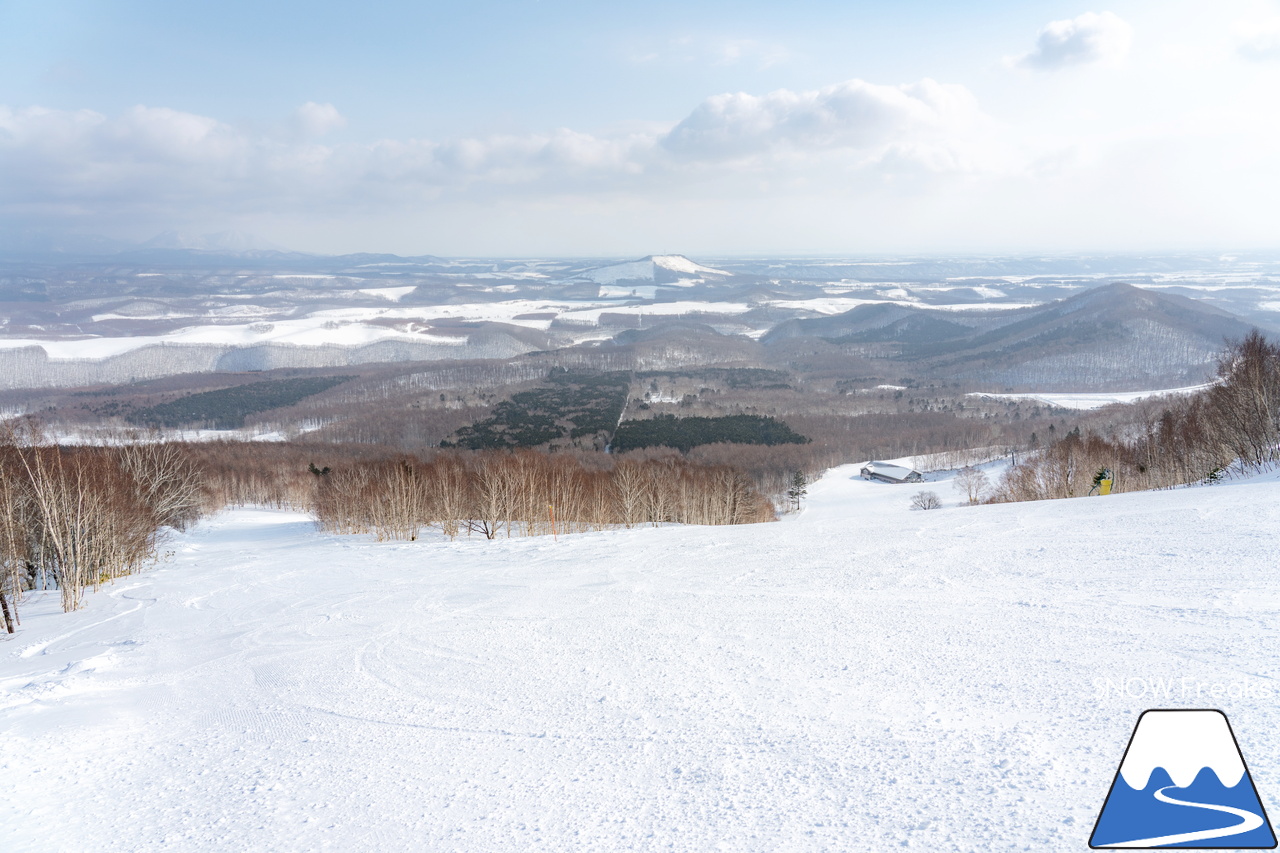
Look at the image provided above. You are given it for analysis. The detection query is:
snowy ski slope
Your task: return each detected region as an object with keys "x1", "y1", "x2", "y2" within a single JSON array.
[{"x1": 2, "y1": 464, "x2": 1279, "y2": 851}]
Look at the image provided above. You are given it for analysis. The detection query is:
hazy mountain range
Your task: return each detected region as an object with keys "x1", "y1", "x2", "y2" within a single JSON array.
[{"x1": 0, "y1": 248, "x2": 1276, "y2": 392}]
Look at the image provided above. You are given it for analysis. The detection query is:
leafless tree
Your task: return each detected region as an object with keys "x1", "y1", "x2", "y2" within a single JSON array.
[
  {"x1": 611, "y1": 460, "x2": 645, "y2": 528},
  {"x1": 118, "y1": 441, "x2": 205, "y2": 530},
  {"x1": 952, "y1": 466, "x2": 989, "y2": 505},
  {"x1": 910, "y1": 490, "x2": 942, "y2": 510}
]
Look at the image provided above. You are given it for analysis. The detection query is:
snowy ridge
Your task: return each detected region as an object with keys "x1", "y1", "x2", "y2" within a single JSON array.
[
  {"x1": 582, "y1": 254, "x2": 731, "y2": 284},
  {"x1": 1118, "y1": 710, "x2": 1247, "y2": 790},
  {"x1": 650, "y1": 254, "x2": 731, "y2": 276}
]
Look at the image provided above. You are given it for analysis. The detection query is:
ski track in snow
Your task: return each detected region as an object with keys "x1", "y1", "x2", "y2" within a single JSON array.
[{"x1": 3, "y1": 466, "x2": 1280, "y2": 851}]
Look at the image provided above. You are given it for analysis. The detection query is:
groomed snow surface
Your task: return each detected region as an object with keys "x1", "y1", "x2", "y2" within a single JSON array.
[{"x1": 3, "y1": 465, "x2": 1280, "y2": 851}]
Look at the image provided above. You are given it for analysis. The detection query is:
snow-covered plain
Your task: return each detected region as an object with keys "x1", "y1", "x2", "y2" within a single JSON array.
[
  {"x1": 969, "y1": 384, "x2": 1214, "y2": 410},
  {"x1": 0, "y1": 316, "x2": 470, "y2": 359},
  {"x1": 3, "y1": 465, "x2": 1279, "y2": 851}
]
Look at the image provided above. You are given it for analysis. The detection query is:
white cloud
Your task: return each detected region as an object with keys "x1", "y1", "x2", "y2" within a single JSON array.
[
  {"x1": 1235, "y1": 18, "x2": 1280, "y2": 60},
  {"x1": 1012, "y1": 11, "x2": 1133, "y2": 71},
  {"x1": 661, "y1": 79, "x2": 982, "y2": 168},
  {"x1": 0, "y1": 80, "x2": 992, "y2": 235},
  {"x1": 292, "y1": 102, "x2": 347, "y2": 137},
  {"x1": 0, "y1": 104, "x2": 252, "y2": 208},
  {"x1": 16, "y1": 64, "x2": 1279, "y2": 256}
]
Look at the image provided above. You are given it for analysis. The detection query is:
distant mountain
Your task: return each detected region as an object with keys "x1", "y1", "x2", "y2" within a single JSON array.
[
  {"x1": 332, "y1": 253, "x2": 446, "y2": 266},
  {"x1": 764, "y1": 302, "x2": 948, "y2": 344},
  {"x1": 581, "y1": 255, "x2": 733, "y2": 286},
  {"x1": 717, "y1": 254, "x2": 1259, "y2": 282},
  {"x1": 111, "y1": 247, "x2": 318, "y2": 268},
  {"x1": 763, "y1": 283, "x2": 1259, "y2": 390},
  {"x1": 140, "y1": 230, "x2": 288, "y2": 253}
]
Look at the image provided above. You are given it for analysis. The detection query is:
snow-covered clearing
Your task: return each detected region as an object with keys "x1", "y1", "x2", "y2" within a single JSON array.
[
  {"x1": 598, "y1": 285, "x2": 660, "y2": 299},
  {"x1": 358, "y1": 286, "x2": 417, "y2": 302},
  {"x1": 558, "y1": 300, "x2": 754, "y2": 324},
  {"x1": 970, "y1": 383, "x2": 1214, "y2": 410},
  {"x1": 0, "y1": 315, "x2": 469, "y2": 359},
  {"x1": 3, "y1": 465, "x2": 1279, "y2": 851}
]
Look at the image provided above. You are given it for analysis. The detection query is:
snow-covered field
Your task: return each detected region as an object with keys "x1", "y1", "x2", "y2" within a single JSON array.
[
  {"x1": 3, "y1": 465, "x2": 1279, "y2": 851},
  {"x1": 969, "y1": 383, "x2": 1214, "y2": 410},
  {"x1": 0, "y1": 314, "x2": 471, "y2": 359}
]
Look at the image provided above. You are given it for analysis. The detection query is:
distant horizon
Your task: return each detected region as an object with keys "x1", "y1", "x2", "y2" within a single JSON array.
[{"x1": 8, "y1": 230, "x2": 1280, "y2": 264}]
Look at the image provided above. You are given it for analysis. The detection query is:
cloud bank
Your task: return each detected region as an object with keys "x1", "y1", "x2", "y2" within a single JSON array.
[
  {"x1": 3, "y1": 51, "x2": 1277, "y2": 256},
  {"x1": 663, "y1": 79, "x2": 979, "y2": 163},
  {"x1": 1013, "y1": 11, "x2": 1132, "y2": 71},
  {"x1": 292, "y1": 102, "x2": 347, "y2": 138},
  {"x1": 0, "y1": 78, "x2": 990, "y2": 234},
  {"x1": 1236, "y1": 19, "x2": 1280, "y2": 61}
]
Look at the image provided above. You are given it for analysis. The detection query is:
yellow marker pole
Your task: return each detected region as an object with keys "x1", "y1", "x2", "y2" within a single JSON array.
[{"x1": 1100, "y1": 479, "x2": 1113, "y2": 496}]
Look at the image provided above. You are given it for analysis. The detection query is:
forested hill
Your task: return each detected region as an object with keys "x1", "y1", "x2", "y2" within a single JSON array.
[
  {"x1": 441, "y1": 370, "x2": 629, "y2": 451},
  {"x1": 127, "y1": 376, "x2": 352, "y2": 429},
  {"x1": 611, "y1": 414, "x2": 809, "y2": 453}
]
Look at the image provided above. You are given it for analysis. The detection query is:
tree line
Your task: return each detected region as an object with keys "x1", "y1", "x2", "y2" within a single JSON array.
[
  {"x1": 128, "y1": 376, "x2": 352, "y2": 429},
  {"x1": 0, "y1": 434, "x2": 205, "y2": 629},
  {"x1": 611, "y1": 413, "x2": 810, "y2": 453},
  {"x1": 0, "y1": 436, "x2": 775, "y2": 629},
  {"x1": 439, "y1": 371, "x2": 629, "y2": 451},
  {"x1": 312, "y1": 451, "x2": 774, "y2": 541},
  {"x1": 991, "y1": 331, "x2": 1280, "y2": 502}
]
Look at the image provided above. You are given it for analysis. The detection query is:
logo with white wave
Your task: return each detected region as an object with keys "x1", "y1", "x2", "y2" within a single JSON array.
[{"x1": 1090, "y1": 709, "x2": 1276, "y2": 848}]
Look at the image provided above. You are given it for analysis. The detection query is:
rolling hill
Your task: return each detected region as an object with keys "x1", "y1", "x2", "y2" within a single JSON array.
[{"x1": 762, "y1": 283, "x2": 1259, "y2": 389}]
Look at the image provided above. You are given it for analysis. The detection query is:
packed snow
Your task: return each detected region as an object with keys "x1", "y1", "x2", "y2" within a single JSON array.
[{"x1": 3, "y1": 464, "x2": 1279, "y2": 851}]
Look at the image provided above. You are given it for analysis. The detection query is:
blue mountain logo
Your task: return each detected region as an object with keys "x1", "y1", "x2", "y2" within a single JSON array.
[{"x1": 1091, "y1": 709, "x2": 1276, "y2": 848}]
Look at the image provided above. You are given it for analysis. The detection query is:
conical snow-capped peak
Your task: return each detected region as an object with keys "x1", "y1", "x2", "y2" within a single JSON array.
[{"x1": 581, "y1": 254, "x2": 731, "y2": 284}]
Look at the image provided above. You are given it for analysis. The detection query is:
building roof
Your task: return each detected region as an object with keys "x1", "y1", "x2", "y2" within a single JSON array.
[{"x1": 861, "y1": 461, "x2": 922, "y2": 482}]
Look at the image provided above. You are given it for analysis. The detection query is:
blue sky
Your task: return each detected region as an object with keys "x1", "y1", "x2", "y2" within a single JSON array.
[{"x1": 2, "y1": 1, "x2": 1279, "y2": 255}]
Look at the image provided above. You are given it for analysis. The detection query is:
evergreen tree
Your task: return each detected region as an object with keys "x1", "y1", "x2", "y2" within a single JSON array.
[{"x1": 786, "y1": 470, "x2": 808, "y2": 511}]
